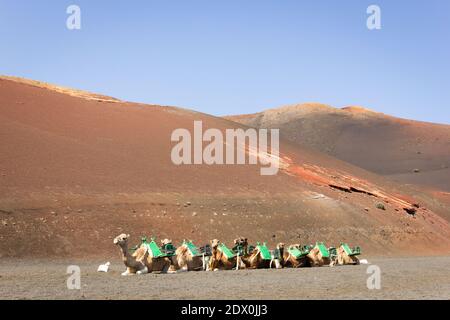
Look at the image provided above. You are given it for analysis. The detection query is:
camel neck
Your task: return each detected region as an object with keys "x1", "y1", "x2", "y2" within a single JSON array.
[
  {"x1": 120, "y1": 244, "x2": 132, "y2": 263},
  {"x1": 278, "y1": 248, "x2": 285, "y2": 263}
]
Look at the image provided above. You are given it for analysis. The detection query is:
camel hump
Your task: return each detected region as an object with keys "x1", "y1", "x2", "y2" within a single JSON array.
[{"x1": 175, "y1": 245, "x2": 188, "y2": 256}]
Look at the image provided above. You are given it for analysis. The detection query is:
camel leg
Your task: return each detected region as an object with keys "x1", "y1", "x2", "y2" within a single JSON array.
[
  {"x1": 167, "y1": 265, "x2": 178, "y2": 273},
  {"x1": 239, "y1": 257, "x2": 247, "y2": 269},
  {"x1": 161, "y1": 257, "x2": 173, "y2": 273},
  {"x1": 234, "y1": 254, "x2": 247, "y2": 270},
  {"x1": 270, "y1": 259, "x2": 281, "y2": 269},
  {"x1": 121, "y1": 267, "x2": 134, "y2": 276},
  {"x1": 236, "y1": 254, "x2": 240, "y2": 270},
  {"x1": 205, "y1": 261, "x2": 212, "y2": 272},
  {"x1": 202, "y1": 253, "x2": 208, "y2": 271},
  {"x1": 204, "y1": 256, "x2": 211, "y2": 271},
  {"x1": 178, "y1": 265, "x2": 188, "y2": 273},
  {"x1": 136, "y1": 266, "x2": 148, "y2": 275},
  {"x1": 274, "y1": 259, "x2": 281, "y2": 269}
]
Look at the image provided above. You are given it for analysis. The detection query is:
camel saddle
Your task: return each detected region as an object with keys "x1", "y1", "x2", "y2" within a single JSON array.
[
  {"x1": 315, "y1": 242, "x2": 330, "y2": 258},
  {"x1": 232, "y1": 244, "x2": 246, "y2": 256},
  {"x1": 217, "y1": 243, "x2": 236, "y2": 259},
  {"x1": 328, "y1": 247, "x2": 338, "y2": 260},
  {"x1": 287, "y1": 246, "x2": 308, "y2": 259},
  {"x1": 256, "y1": 242, "x2": 272, "y2": 260},
  {"x1": 160, "y1": 243, "x2": 177, "y2": 256},
  {"x1": 183, "y1": 240, "x2": 203, "y2": 257},
  {"x1": 141, "y1": 238, "x2": 166, "y2": 258},
  {"x1": 341, "y1": 243, "x2": 361, "y2": 256}
]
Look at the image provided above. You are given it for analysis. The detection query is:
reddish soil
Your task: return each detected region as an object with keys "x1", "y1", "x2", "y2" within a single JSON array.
[
  {"x1": 226, "y1": 103, "x2": 450, "y2": 191},
  {"x1": 1, "y1": 78, "x2": 450, "y2": 259}
]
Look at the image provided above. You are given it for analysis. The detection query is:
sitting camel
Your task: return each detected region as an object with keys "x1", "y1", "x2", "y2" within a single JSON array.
[
  {"x1": 113, "y1": 234, "x2": 171, "y2": 275},
  {"x1": 282, "y1": 244, "x2": 310, "y2": 268},
  {"x1": 335, "y1": 243, "x2": 361, "y2": 265},
  {"x1": 306, "y1": 242, "x2": 332, "y2": 267},
  {"x1": 243, "y1": 242, "x2": 273, "y2": 269},
  {"x1": 208, "y1": 239, "x2": 246, "y2": 270},
  {"x1": 172, "y1": 240, "x2": 206, "y2": 272}
]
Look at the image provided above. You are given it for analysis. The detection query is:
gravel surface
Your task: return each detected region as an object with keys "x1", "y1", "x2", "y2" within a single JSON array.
[{"x1": 1, "y1": 256, "x2": 449, "y2": 300}]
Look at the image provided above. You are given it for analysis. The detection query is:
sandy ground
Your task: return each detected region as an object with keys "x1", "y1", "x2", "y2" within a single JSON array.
[{"x1": 1, "y1": 256, "x2": 449, "y2": 300}]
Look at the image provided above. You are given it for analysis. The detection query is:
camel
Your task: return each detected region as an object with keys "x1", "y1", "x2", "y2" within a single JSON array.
[
  {"x1": 161, "y1": 238, "x2": 172, "y2": 245},
  {"x1": 172, "y1": 240, "x2": 206, "y2": 271},
  {"x1": 113, "y1": 233, "x2": 148, "y2": 275},
  {"x1": 335, "y1": 243, "x2": 361, "y2": 265},
  {"x1": 208, "y1": 239, "x2": 246, "y2": 270},
  {"x1": 242, "y1": 242, "x2": 273, "y2": 269},
  {"x1": 282, "y1": 244, "x2": 310, "y2": 268},
  {"x1": 306, "y1": 242, "x2": 332, "y2": 267},
  {"x1": 160, "y1": 238, "x2": 177, "y2": 256},
  {"x1": 232, "y1": 237, "x2": 249, "y2": 254},
  {"x1": 269, "y1": 243, "x2": 285, "y2": 269},
  {"x1": 113, "y1": 234, "x2": 171, "y2": 275}
]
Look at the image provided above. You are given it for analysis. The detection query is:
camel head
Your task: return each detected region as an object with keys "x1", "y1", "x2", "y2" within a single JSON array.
[
  {"x1": 276, "y1": 243, "x2": 285, "y2": 250},
  {"x1": 233, "y1": 237, "x2": 248, "y2": 246},
  {"x1": 113, "y1": 233, "x2": 130, "y2": 247},
  {"x1": 210, "y1": 239, "x2": 220, "y2": 249},
  {"x1": 161, "y1": 239, "x2": 172, "y2": 245}
]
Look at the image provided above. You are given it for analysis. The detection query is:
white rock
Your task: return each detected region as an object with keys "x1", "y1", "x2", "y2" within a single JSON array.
[
  {"x1": 359, "y1": 259, "x2": 369, "y2": 264},
  {"x1": 97, "y1": 261, "x2": 110, "y2": 272}
]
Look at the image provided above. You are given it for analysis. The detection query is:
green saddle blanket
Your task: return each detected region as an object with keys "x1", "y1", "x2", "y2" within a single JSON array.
[
  {"x1": 288, "y1": 247, "x2": 308, "y2": 259},
  {"x1": 218, "y1": 243, "x2": 236, "y2": 259},
  {"x1": 341, "y1": 243, "x2": 361, "y2": 256},
  {"x1": 256, "y1": 243, "x2": 272, "y2": 260},
  {"x1": 183, "y1": 240, "x2": 202, "y2": 257},
  {"x1": 315, "y1": 242, "x2": 330, "y2": 258},
  {"x1": 142, "y1": 240, "x2": 165, "y2": 258}
]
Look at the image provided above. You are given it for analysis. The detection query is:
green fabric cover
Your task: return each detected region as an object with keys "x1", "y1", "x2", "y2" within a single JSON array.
[
  {"x1": 143, "y1": 240, "x2": 164, "y2": 258},
  {"x1": 184, "y1": 240, "x2": 201, "y2": 256},
  {"x1": 257, "y1": 243, "x2": 272, "y2": 260},
  {"x1": 315, "y1": 242, "x2": 330, "y2": 258},
  {"x1": 341, "y1": 243, "x2": 361, "y2": 256},
  {"x1": 288, "y1": 247, "x2": 304, "y2": 259},
  {"x1": 218, "y1": 243, "x2": 236, "y2": 259}
]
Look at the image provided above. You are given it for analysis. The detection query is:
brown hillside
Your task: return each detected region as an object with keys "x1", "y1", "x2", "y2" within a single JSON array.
[
  {"x1": 1, "y1": 78, "x2": 449, "y2": 258},
  {"x1": 226, "y1": 103, "x2": 450, "y2": 191}
]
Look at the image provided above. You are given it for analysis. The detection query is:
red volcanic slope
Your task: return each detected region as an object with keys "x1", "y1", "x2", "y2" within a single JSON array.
[
  {"x1": 226, "y1": 103, "x2": 450, "y2": 191},
  {"x1": 1, "y1": 77, "x2": 450, "y2": 258}
]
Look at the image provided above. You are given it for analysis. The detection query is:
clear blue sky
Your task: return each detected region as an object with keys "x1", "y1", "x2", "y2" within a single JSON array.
[{"x1": 1, "y1": 0, "x2": 449, "y2": 124}]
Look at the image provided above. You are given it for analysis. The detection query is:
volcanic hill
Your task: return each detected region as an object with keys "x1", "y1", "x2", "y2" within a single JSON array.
[
  {"x1": 226, "y1": 103, "x2": 450, "y2": 192},
  {"x1": 1, "y1": 77, "x2": 449, "y2": 258}
]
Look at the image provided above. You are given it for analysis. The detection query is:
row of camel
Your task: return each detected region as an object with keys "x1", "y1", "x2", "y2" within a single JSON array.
[{"x1": 113, "y1": 234, "x2": 361, "y2": 275}]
